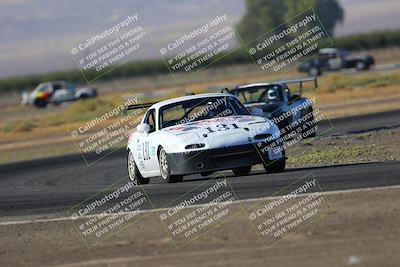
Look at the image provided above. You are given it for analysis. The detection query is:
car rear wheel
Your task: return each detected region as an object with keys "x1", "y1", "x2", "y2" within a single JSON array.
[
  {"x1": 79, "y1": 94, "x2": 89, "y2": 99},
  {"x1": 309, "y1": 67, "x2": 321, "y2": 76},
  {"x1": 159, "y1": 147, "x2": 183, "y2": 183},
  {"x1": 232, "y1": 166, "x2": 251, "y2": 176},
  {"x1": 128, "y1": 150, "x2": 149, "y2": 185},
  {"x1": 356, "y1": 61, "x2": 367, "y2": 71}
]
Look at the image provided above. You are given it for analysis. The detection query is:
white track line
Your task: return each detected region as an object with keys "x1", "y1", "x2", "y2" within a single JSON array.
[{"x1": 1, "y1": 184, "x2": 400, "y2": 226}]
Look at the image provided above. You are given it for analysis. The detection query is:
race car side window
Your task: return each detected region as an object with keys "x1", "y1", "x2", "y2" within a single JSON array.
[
  {"x1": 35, "y1": 83, "x2": 51, "y2": 93},
  {"x1": 144, "y1": 109, "x2": 156, "y2": 133},
  {"x1": 228, "y1": 97, "x2": 250, "y2": 115},
  {"x1": 53, "y1": 83, "x2": 64, "y2": 91}
]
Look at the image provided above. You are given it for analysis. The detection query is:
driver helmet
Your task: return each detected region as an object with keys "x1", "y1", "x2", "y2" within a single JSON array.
[{"x1": 267, "y1": 88, "x2": 278, "y2": 100}]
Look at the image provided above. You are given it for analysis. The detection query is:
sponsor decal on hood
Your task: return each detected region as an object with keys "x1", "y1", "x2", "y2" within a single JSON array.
[{"x1": 163, "y1": 115, "x2": 263, "y2": 135}]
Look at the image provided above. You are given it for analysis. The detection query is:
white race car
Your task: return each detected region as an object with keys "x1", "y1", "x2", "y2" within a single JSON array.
[{"x1": 126, "y1": 93, "x2": 285, "y2": 184}]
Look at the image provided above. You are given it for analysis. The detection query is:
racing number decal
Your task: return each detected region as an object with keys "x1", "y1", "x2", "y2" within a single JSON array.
[
  {"x1": 142, "y1": 141, "x2": 151, "y2": 160},
  {"x1": 206, "y1": 123, "x2": 239, "y2": 133}
]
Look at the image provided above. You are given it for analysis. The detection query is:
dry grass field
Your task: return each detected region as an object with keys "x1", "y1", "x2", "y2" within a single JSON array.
[{"x1": 1, "y1": 47, "x2": 400, "y2": 164}]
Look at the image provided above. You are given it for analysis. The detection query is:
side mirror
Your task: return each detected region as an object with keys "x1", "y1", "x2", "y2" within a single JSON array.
[
  {"x1": 137, "y1": 123, "x2": 150, "y2": 134},
  {"x1": 250, "y1": 108, "x2": 264, "y2": 117}
]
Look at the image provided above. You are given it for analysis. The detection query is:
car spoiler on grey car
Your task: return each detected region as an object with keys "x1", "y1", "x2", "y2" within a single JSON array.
[
  {"x1": 274, "y1": 77, "x2": 318, "y2": 95},
  {"x1": 210, "y1": 77, "x2": 318, "y2": 96}
]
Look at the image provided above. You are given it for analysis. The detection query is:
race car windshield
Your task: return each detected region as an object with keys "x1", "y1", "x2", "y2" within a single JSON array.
[
  {"x1": 160, "y1": 96, "x2": 249, "y2": 129},
  {"x1": 234, "y1": 85, "x2": 284, "y2": 104}
]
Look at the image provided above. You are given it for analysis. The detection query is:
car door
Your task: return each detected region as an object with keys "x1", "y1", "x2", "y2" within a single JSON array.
[
  {"x1": 327, "y1": 52, "x2": 342, "y2": 70},
  {"x1": 50, "y1": 82, "x2": 75, "y2": 103},
  {"x1": 284, "y1": 87, "x2": 302, "y2": 124},
  {"x1": 138, "y1": 109, "x2": 160, "y2": 173}
]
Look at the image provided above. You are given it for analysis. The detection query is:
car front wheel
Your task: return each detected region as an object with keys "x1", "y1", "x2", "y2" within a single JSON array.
[
  {"x1": 158, "y1": 147, "x2": 183, "y2": 183},
  {"x1": 34, "y1": 98, "x2": 48, "y2": 108},
  {"x1": 265, "y1": 158, "x2": 286, "y2": 173},
  {"x1": 128, "y1": 150, "x2": 149, "y2": 185},
  {"x1": 262, "y1": 147, "x2": 286, "y2": 174},
  {"x1": 232, "y1": 166, "x2": 251, "y2": 176}
]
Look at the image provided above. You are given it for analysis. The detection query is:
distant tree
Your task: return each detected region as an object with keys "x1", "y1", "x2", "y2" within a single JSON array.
[
  {"x1": 236, "y1": 0, "x2": 285, "y2": 43},
  {"x1": 236, "y1": 0, "x2": 344, "y2": 43},
  {"x1": 313, "y1": 0, "x2": 344, "y2": 35}
]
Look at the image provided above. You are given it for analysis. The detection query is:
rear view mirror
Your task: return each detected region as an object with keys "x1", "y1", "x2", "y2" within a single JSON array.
[{"x1": 137, "y1": 123, "x2": 150, "y2": 134}]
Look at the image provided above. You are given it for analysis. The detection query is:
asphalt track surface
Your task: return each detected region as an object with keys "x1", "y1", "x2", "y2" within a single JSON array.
[{"x1": 0, "y1": 109, "x2": 399, "y2": 218}]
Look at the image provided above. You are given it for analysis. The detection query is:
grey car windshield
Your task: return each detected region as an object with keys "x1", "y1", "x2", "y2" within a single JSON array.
[
  {"x1": 160, "y1": 96, "x2": 249, "y2": 129},
  {"x1": 234, "y1": 85, "x2": 284, "y2": 103}
]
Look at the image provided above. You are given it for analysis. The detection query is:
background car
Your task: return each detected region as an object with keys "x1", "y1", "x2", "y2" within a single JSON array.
[
  {"x1": 227, "y1": 77, "x2": 318, "y2": 139},
  {"x1": 298, "y1": 48, "x2": 375, "y2": 75},
  {"x1": 21, "y1": 81, "x2": 97, "y2": 108}
]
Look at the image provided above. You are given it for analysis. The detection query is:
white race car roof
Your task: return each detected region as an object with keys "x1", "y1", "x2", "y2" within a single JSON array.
[{"x1": 151, "y1": 93, "x2": 233, "y2": 110}]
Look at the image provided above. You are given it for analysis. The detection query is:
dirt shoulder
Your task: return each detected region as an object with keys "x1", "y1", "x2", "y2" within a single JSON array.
[
  {"x1": 287, "y1": 128, "x2": 400, "y2": 168},
  {"x1": 0, "y1": 186, "x2": 399, "y2": 267}
]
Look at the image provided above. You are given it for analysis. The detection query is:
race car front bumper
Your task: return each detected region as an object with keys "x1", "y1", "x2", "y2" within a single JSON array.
[{"x1": 166, "y1": 144, "x2": 283, "y2": 176}]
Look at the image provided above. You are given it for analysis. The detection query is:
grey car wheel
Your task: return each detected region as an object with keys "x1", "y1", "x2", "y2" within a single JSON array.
[
  {"x1": 356, "y1": 61, "x2": 366, "y2": 71},
  {"x1": 158, "y1": 147, "x2": 183, "y2": 183},
  {"x1": 128, "y1": 150, "x2": 149, "y2": 185},
  {"x1": 309, "y1": 67, "x2": 320, "y2": 76}
]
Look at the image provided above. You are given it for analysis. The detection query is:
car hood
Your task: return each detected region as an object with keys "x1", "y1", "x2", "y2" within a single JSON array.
[{"x1": 160, "y1": 115, "x2": 279, "y2": 152}]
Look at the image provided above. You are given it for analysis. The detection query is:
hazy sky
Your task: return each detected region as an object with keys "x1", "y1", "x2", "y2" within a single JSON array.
[{"x1": 0, "y1": 0, "x2": 399, "y2": 78}]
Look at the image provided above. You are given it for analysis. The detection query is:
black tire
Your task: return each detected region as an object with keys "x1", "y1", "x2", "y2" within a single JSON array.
[
  {"x1": 355, "y1": 61, "x2": 367, "y2": 71},
  {"x1": 232, "y1": 166, "x2": 251, "y2": 176},
  {"x1": 127, "y1": 150, "x2": 149, "y2": 185},
  {"x1": 158, "y1": 147, "x2": 183, "y2": 183},
  {"x1": 34, "y1": 98, "x2": 48, "y2": 108},
  {"x1": 262, "y1": 147, "x2": 286, "y2": 173},
  {"x1": 79, "y1": 94, "x2": 89, "y2": 99},
  {"x1": 309, "y1": 67, "x2": 321, "y2": 76},
  {"x1": 265, "y1": 158, "x2": 286, "y2": 173}
]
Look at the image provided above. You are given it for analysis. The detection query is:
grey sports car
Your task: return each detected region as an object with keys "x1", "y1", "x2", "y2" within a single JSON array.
[{"x1": 227, "y1": 77, "x2": 319, "y2": 140}]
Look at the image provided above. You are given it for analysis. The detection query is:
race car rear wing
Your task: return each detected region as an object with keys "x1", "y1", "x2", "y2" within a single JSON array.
[
  {"x1": 122, "y1": 102, "x2": 157, "y2": 116},
  {"x1": 121, "y1": 91, "x2": 203, "y2": 114},
  {"x1": 210, "y1": 77, "x2": 318, "y2": 96},
  {"x1": 273, "y1": 77, "x2": 318, "y2": 95},
  {"x1": 125, "y1": 102, "x2": 157, "y2": 110}
]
